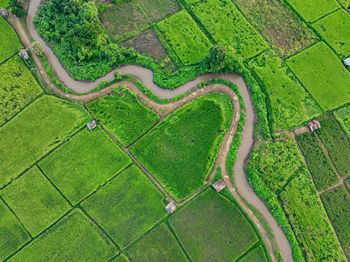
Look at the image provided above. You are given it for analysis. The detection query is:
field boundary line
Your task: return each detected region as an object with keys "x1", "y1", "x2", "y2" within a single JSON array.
[
  {"x1": 235, "y1": 241, "x2": 261, "y2": 262},
  {"x1": 165, "y1": 221, "x2": 192, "y2": 262}
]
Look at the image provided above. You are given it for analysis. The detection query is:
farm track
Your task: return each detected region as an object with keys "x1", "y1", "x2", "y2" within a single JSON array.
[{"x1": 7, "y1": 0, "x2": 295, "y2": 261}]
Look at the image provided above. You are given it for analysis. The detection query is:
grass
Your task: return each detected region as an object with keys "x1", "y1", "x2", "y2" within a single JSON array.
[
  {"x1": 169, "y1": 189, "x2": 257, "y2": 261},
  {"x1": 11, "y1": 209, "x2": 118, "y2": 261},
  {"x1": 187, "y1": 0, "x2": 268, "y2": 60},
  {"x1": 321, "y1": 186, "x2": 350, "y2": 260},
  {"x1": 87, "y1": 91, "x2": 160, "y2": 147},
  {"x1": 286, "y1": 42, "x2": 350, "y2": 111},
  {"x1": 131, "y1": 93, "x2": 233, "y2": 201},
  {"x1": 138, "y1": 0, "x2": 180, "y2": 22},
  {"x1": 0, "y1": 166, "x2": 70, "y2": 236},
  {"x1": 156, "y1": 10, "x2": 212, "y2": 65},
  {"x1": 248, "y1": 51, "x2": 321, "y2": 132},
  {"x1": 313, "y1": 9, "x2": 350, "y2": 57},
  {"x1": 317, "y1": 117, "x2": 350, "y2": 177},
  {"x1": 39, "y1": 127, "x2": 131, "y2": 205},
  {"x1": 0, "y1": 16, "x2": 22, "y2": 64},
  {"x1": 296, "y1": 132, "x2": 338, "y2": 191},
  {"x1": 127, "y1": 223, "x2": 187, "y2": 261},
  {"x1": 334, "y1": 105, "x2": 350, "y2": 138},
  {"x1": 0, "y1": 56, "x2": 43, "y2": 125},
  {"x1": 0, "y1": 95, "x2": 89, "y2": 188},
  {"x1": 239, "y1": 245, "x2": 268, "y2": 262},
  {"x1": 285, "y1": 0, "x2": 340, "y2": 22},
  {"x1": 0, "y1": 198, "x2": 30, "y2": 261},
  {"x1": 81, "y1": 165, "x2": 166, "y2": 249},
  {"x1": 232, "y1": 0, "x2": 316, "y2": 57}
]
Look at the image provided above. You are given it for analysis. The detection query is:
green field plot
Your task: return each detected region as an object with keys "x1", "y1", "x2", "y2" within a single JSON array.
[
  {"x1": 0, "y1": 199, "x2": 30, "y2": 261},
  {"x1": 10, "y1": 209, "x2": 117, "y2": 261},
  {"x1": 296, "y1": 132, "x2": 338, "y2": 190},
  {"x1": 240, "y1": 246, "x2": 267, "y2": 262},
  {"x1": 287, "y1": 42, "x2": 350, "y2": 110},
  {"x1": 99, "y1": 2, "x2": 148, "y2": 41},
  {"x1": 337, "y1": 0, "x2": 350, "y2": 8},
  {"x1": 248, "y1": 51, "x2": 320, "y2": 131},
  {"x1": 39, "y1": 128, "x2": 131, "y2": 205},
  {"x1": 313, "y1": 9, "x2": 350, "y2": 57},
  {"x1": 127, "y1": 223, "x2": 188, "y2": 261},
  {"x1": 280, "y1": 172, "x2": 345, "y2": 261},
  {"x1": 87, "y1": 91, "x2": 159, "y2": 147},
  {"x1": 81, "y1": 165, "x2": 166, "y2": 249},
  {"x1": 0, "y1": 0, "x2": 8, "y2": 8},
  {"x1": 188, "y1": 0, "x2": 268, "y2": 60},
  {"x1": 1, "y1": 166, "x2": 70, "y2": 236},
  {"x1": 0, "y1": 56, "x2": 42, "y2": 125},
  {"x1": 285, "y1": 0, "x2": 340, "y2": 22},
  {"x1": 335, "y1": 105, "x2": 350, "y2": 138},
  {"x1": 131, "y1": 93, "x2": 233, "y2": 201},
  {"x1": 0, "y1": 16, "x2": 22, "y2": 63},
  {"x1": 0, "y1": 95, "x2": 89, "y2": 188},
  {"x1": 113, "y1": 254, "x2": 129, "y2": 262},
  {"x1": 156, "y1": 10, "x2": 212, "y2": 65},
  {"x1": 232, "y1": 0, "x2": 316, "y2": 57},
  {"x1": 139, "y1": 0, "x2": 180, "y2": 22},
  {"x1": 317, "y1": 118, "x2": 350, "y2": 177},
  {"x1": 169, "y1": 189, "x2": 257, "y2": 261},
  {"x1": 321, "y1": 186, "x2": 350, "y2": 260}
]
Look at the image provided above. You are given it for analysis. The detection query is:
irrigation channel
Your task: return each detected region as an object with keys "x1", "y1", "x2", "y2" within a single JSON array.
[{"x1": 9, "y1": 0, "x2": 294, "y2": 261}]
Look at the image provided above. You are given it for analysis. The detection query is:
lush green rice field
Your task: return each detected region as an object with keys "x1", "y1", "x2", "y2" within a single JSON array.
[
  {"x1": 0, "y1": 56, "x2": 43, "y2": 125},
  {"x1": 81, "y1": 165, "x2": 166, "y2": 249},
  {"x1": 187, "y1": 0, "x2": 268, "y2": 60},
  {"x1": 39, "y1": 127, "x2": 131, "y2": 205},
  {"x1": 10, "y1": 209, "x2": 118, "y2": 261},
  {"x1": 0, "y1": 199, "x2": 30, "y2": 261},
  {"x1": 139, "y1": 0, "x2": 180, "y2": 22},
  {"x1": 87, "y1": 91, "x2": 159, "y2": 147},
  {"x1": 313, "y1": 9, "x2": 350, "y2": 57},
  {"x1": 127, "y1": 223, "x2": 187, "y2": 261},
  {"x1": 0, "y1": 95, "x2": 89, "y2": 188},
  {"x1": 336, "y1": 0, "x2": 350, "y2": 8},
  {"x1": 296, "y1": 132, "x2": 338, "y2": 190},
  {"x1": 287, "y1": 42, "x2": 350, "y2": 110},
  {"x1": 0, "y1": 0, "x2": 8, "y2": 8},
  {"x1": 131, "y1": 93, "x2": 233, "y2": 201},
  {"x1": 0, "y1": 166, "x2": 70, "y2": 236},
  {"x1": 0, "y1": 17, "x2": 22, "y2": 64},
  {"x1": 170, "y1": 189, "x2": 257, "y2": 261},
  {"x1": 240, "y1": 246, "x2": 268, "y2": 262},
  {"x1": 113, "y1": 254, "x2": 129, "y2": 262},
  {"x1": 157, "y1": 10, "x2": 212, "y2": 65},
  {"x1": 249, "y1": 51, "x2": 320, "y2": 131},
  {"x1": 334, "y1": 105, "x2": 350, "y2": 138}
]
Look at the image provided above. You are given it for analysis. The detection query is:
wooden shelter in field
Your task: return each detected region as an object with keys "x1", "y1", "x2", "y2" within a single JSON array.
[
  {"x1": 343, "y1": 58, "x2": 350, "y2": 67},
  {"x1": 87, "y1": 120, "x2": 98, "y2": 130},
  {"x1": 165, "y1": 202, "x2": 176, "y2": 214},
  {"x1": 0, "y1": 8, "x2": 8, "y2": 17},
  {"x1": 212, "y1": 179, "x2": 226, "y2": 192},
  {"x1": 18, "y1": 49, "x2": 29, "y2": 60},
  {"x1": 307, "y1": 120, "x2": 321, "y2": 132}
]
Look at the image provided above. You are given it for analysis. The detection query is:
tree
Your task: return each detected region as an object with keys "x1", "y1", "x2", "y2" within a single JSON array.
[
  {"x1": 9, "y1": 0, "x2": 23, "y2": 17},
  {"x1": 203, "y1": 44, "x2": 229, "y2": 72},
  {"x1": 32, "y1": 42, "x2": 44, "y2": 56}
]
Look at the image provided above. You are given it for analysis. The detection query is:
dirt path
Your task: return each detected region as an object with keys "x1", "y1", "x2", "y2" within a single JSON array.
[{"x1": 8, "y1": 2, "x2": 295, "y2": 261}]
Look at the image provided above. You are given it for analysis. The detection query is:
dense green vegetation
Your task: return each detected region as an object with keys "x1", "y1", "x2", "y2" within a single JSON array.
[
  {"x1": 131, "y1": 93, "x2": 233, "y2": 200},
  {"x1": 345, "y1": 178, "x2": 350, "y2": 192},
  {"x1": 113, "y1": 254, "x2": 129, "y2": 262},
  {"x1": 248, "y1": 51, "x2": 320, "y2": 132},
  {"x1": 336, "y1": 0, "x2": 350, "y2": 8},
  {"x1": 334, "y1": 105, "x2": 350, "y2": 138},
  {"x1": 296, "y1": 132, "x2": 338, "y2": 190},
  {"x1": 317, "y1": 118, "x2": 350, "y2": 177},
  {"x1": 0, "y1": 57, "x2": 43, "y2": 125},
  {"x1": 321, "y1": 186, "x2": 350, "y2": 260},
  {"x1": 87, "y1": 90, "x2": 159, "y2": 146},
  {"x1": 0, "y1": 95, "x2": 89, "y2": 188},
  {"x1": 287, "y1": 42, "x2": 350, "y2": 110},
  {"x1": 1, "y1": 166, "x2": 70, "y2": 236},
  {"x1": 11, "y1": 209, "x2": 118, "y2": 261},
  {"x1": 0, "y1": 16, "x2": 22, "y2": 63},
  {"x1": 240, "y1": 246, "x2": 268, "y2": 262},
  {"x1": 139, "y1": 0, "x2": 180, "y2": 22},
  {"x1": 170, "y1": 189, "x2": 257, "y2": 261},
  {"x1": 0, "y1": 0, "x2": 9, "y2": 8},
  {"x1": 127, "y1": 223, "x2": 188, "y2": 261},
  {"x1": 81, "y1": 165, "x2": 166, "y2": 249}
]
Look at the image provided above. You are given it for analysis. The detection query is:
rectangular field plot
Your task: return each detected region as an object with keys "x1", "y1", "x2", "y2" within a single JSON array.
[
  {"x1": 0, "y1": 0, "x2": 8, "y2": 8},
  {"x1": 296, "y1": 132, "x2": 338, "y2": 190},
  {"x1": 139, "y1": 0, "x2": 180, "y2": 22},
  {"x1": 0, "y1": 199, "x2": 30, "y2": 261},
  {"x1": 287, "y1": 42, "x2": 350, "y2": 110},
  {"x1": 127, "y1": 223, "x2": 188, "y2": 262},
  {"x1": 334, "y1": 105, "x2": 350, "y2": 138},
  {"x1": 169, "y1": 189, "x2": 258, "y2": 261},
  {"x1": 187, "y1": 0, "x2": 268, "y2": 60},
  {"x1": 87, "y1": 91, "x2": 159, "y2": 147},
  {"x1": 156, "y1": 10, "x2": 212, "y2": 65},
  {"x1": 248, "y1": 51, "x2": 321, "y2": 131},
  {"x1": 280, "y1": 172, "x2": 345, "y2": 261},
  {"x1": 0, "y1": 56, "x2": 42, "y2": 125},
  {"x1": 1, "y1": 166, "x2": 70, "y2": 236},
  {"x1": 321, "y1": 186, "x2": 350, "y2": 260},
  {"x1": 113, "y1": 254, "x2": 129, "y2": 262},
  {"x1": 313, "y1": 9, "x2": 350, "y2": 57},
  {"x1": 81, "y1": 165, "x2": 166, "y2": 249},
  {"x1": 10, "y1": 209, "x2": 118, "y2": 261},
  {"x1": 240, "y1": 245, "x2": 268, "y2": 262},
  {"x1": 39, "y1": 128, "x2": 131, "y2": 205},
  {"x1": 317, "y1": 118, "x2": 350, "y2": 177},
  {"x1": 0, "y1": 16, "x2": 22, "y2": 63},
  {"x1": 0, "y1": 95, "x2": 89, "y2": 188}
]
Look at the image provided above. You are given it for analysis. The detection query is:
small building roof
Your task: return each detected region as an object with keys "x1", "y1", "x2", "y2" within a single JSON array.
[
  {"x1": 0, "y1": 8, "x2": 8, "y2": 17},
  {"x1": 343, "y1": 58, "x2": 350, "y2": 67},
  {"x1": 18, "y1": 49, "x2": 29, "y2": 60},
  {"x1": 165, "y1": 202, "x2": 176, "y2": 214},
  {"x1": 307, "y1": 120, "x2": 321, "y2": 132},
  {"x1": 212, "y1": 179, "x2": 226, "y2": 192},
  {"x1": 87, "y1": 120, "x2": 98, "y2": 130}
]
